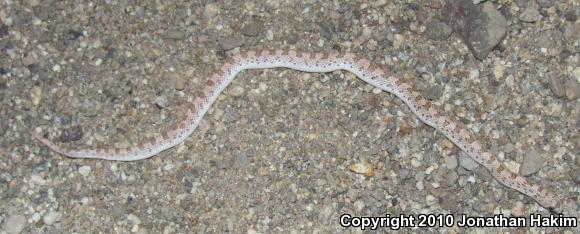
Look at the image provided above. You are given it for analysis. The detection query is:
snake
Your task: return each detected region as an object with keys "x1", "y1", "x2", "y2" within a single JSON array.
[{"x1": 31, "y1": 48, "x2": 561, "y2": 213}]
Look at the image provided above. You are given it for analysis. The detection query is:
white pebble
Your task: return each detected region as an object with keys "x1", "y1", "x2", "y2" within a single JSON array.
[
  {"x1": 163, "y1": 163, "x2": 174, "y2": 171},
  {"x1": 43, "y1": 211, "x2": 61, "y2": 225},
  {"x1": 78, "y1": 165, "x2": 91, "y2": 177},
  {"x1": 51, "y1": 64, "x2": 61, "y2": 72}
]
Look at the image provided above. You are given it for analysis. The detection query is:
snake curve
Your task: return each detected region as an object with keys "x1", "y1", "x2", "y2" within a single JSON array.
[{"x1": 31, "y1": 48, "x2": 561, "y2": 213}]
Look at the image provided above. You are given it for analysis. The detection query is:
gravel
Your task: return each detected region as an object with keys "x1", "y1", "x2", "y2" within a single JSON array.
[{"x1": 1, "y1": 0, "x2": 578, "y2": 233}]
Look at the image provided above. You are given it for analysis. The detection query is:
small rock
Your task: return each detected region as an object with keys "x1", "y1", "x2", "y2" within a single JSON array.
[
  {"x1": 392, "y1": 34, "x2": 405, "y2": 49},
  {"x1": 230, "y1": 85, "x2": 245, "y2": 96},
  {"x1": 155, "y1": 95, "x2": 169, "y2": 109},
  {"x1": 564, "y1": 79, "x2": 580, "y2": 100},
  {"x1": 459, "y1": 153, "x2": 478, "y2": 171},
  {"x1": 4, "y1": 214, "x2": 26, "y2": 234},
  {"x1": 442, "y1": 1, "x2": 507, "y2": 60},
  {"x1": 423, "y1": 85, "x2": 443, "y2": 100},
  {"x1": 399, "y1": 168, "x2": 410, "y2": 180},
  {"x1": 319, "y1": 21, "x2": 335, "y2": 40},
  {"x1": 203, "y1": 3, "x2": 218, "y2": 18},
  {"x1": 286, "y1": 33, "x2": 298, "y2": 44},
  {"x1": 30, "y1": 86, "x2": 42, "y2": 106},
  {"x1": 51, "y1": 64, "x2": 61, "y2": 72},
  {"x1": 511, "y1": 202, "x2": 525, "y2": 217},
  {"x1": 445, "y1": 156, "x2": 458, "y2": 169},
  {"x1": 354, "y1": 200, "x2": 365, "y2": 211},
  {"x1": 163, "y1": 30, "x2": 187, "y2": 40},
  {"x1": 59, "y1": 126, "x2": 83, "y2": 142},
  {"x1": 0, "y1": 24, "x2": 8, "y2": 39},
  {"x1": 519, "y1": 149, "x2": 543, "y2": 176},
  {"x1": 564, "y1": 11, "x2": 577, "y2": 22},
  {"x1": 218, "y1": 37, "x2": 244, "y2": 50},
  {"x1": 22, "y1": 53, "x2": 37, "y2": 66},
  {"x1": 415, "y1": 180, "x2": 424, "y2": 190},
  {"x1": 79, "y1": 165, "x2": 91, "y2": 177},
  {"x1": 564, "y1": 22, "x2": 580, "y2": 41},
  {"x1": 317, "y1": 205, "x2": 333, "y2": 224},
  {"x1": 572, "y1": 170, "x2": 580, "y2": 183},
  {"x1": 398, "y1": 122, "x2": 411, "y2": 135},
  {"x1": 349, "y1": 161, "x2": 374, "y2": 177},
  {"x1": 520, "y1": 7, "x2": 541, "y2": 23},
  {"x1": 576, "y1": 154, "x2": 580, "y2": 166},
  {"x1": 548, "y1": 76, "x2": 565, "y2": 97},
  {"x1": 64, "y1": 29, "x2": 83, "y2": 41},
  {"x1": 167, "y1": 73, "x2": 186, "y2": 90},
  {"x1": 445, "y1": 171, "x2": 459, "y2": 186},
  {"x1": 43, "y1": 211, "x2": 61, "y2": 225},
  {"x1": 425, "y1": 20, "x2": 452, "y2": 40},
  {"x1": 493, "y1": 63, "x2": 505, "y2": 79},
  {"x1": 241, "y1": 21, "x2": 263, "y2": 37},
  {"x1": 573, "y1": 67, "x2": 580, "y2": 83}
]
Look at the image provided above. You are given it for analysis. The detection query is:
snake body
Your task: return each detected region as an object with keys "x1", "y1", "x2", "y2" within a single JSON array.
[{"x1": 31, "y1": 49, "x2": 560, "y2": 213}]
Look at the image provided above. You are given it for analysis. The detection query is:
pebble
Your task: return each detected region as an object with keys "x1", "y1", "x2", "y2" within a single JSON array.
[
  {"x1": 154, "y1": 95, "x2": 169, "y2": 109},
  {"x1": 230, "y1": 85, "x2": 245, "y2": 96},
  {"x1": 241, "y1": 21, "x2": 263, "y2": 37},
  {"x1": 60, "y1": 126, "x2": 83, "y2": 142},
  {"x1": 286, "y1": 33, "x2": 298, "y2": 44},
  {"x1": 573, "y1": 67, "x2": 580, "y2": 83},
  {"x1": 415, "y1": 180, "x2": 424, "y2": 190},
  {"x1": 43, "y1": 211, "x2": 61, "y2": 225},
  {"x1": 392, "y1": 34, "x2": 405, "y2": 49},
  {"x1": 218, "y1": 36, "x2": 244, "y2": 50},
  {"x1": 30, "y1": 86, "x2": 42, "y2": 106},
  {"x1": 459, "y1": 153, "x2": 478, "y2": 171},
  {"x1": 353, "y1": 200, "x2": 365, "y2": 211},
  {"x1": 445, "y1": 156, "x2": 458, "y2": 169},
  {"x1": 519, "y1": 149, "x2": 543, "y2": 176},
  {"x1": 564, "y1": 79, "x2": 580, "y2": 100},
  {"x1": 349, "y1": 161, "x2": 374, "y2": 177},
  {"x1": 511, "y1": 202, "x2": 525, "y2": 217},
  {"x1": 51, "y1": 64, "x2": 61, "y2": 72},
  {"x1": 445, "y1": 171, "x2": 459, "y2": 186},
  {"x1": 520, "y1": 7, "x2": 540, "y2": 23},
  {"x1": 203, "y1": 3, "x2": 218, "y2": 18},
  {"x1": 442, "y1": 1, "x2": 507, "y2": 59},
  {"x1": 423, "y1": 85, "x2": 443, "y2": 100},
  {"x1": 425, "y1": 20, "x2": 452, "y2": 40},
  {"x1": 317, "y1": 205, "x2": 333, "y2": 224},
  {"x1": 548, "y1": 76, "x2": 565, "y2": 97},
  {"x1": 3, "y1": 214, "x2": 26, "y2": 234},
  {"x1": 78, "y1": 165, "x2": 91, "y2": 177},
  {"x1": 564, "y1": 11, "x2": 577, "y2": 22},
  {"x1": 493, "y1": 63, "x2": 505, "y2": 79},
  {"x1": 167, "y1": 73, "x2": 186, "y2": 90}
]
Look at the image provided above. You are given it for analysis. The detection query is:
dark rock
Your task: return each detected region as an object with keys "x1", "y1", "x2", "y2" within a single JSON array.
[
  {"x1": 423, "y1": 85, "x2": 444, "y2": 100},
  {"x1": 564, "y1": 11, "x2": 577, "y2": 22},
  {"x1": 0, "y1": 24, "x2": 8, "y2": 38},
  {"x1": 442, "y1": 1, "x2": 507, "y2": 60},
  {"x1": 59, "y1": 126, "x2": 83, "y2": 143},
  {"x1": 64, "y1": 29, "x2": 83, "y2": 41}
]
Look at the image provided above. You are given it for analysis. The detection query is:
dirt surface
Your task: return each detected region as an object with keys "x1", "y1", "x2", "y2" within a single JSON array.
[{"x1": 0, "y1": 0, "x2": 578, "y2": 233}]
